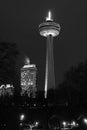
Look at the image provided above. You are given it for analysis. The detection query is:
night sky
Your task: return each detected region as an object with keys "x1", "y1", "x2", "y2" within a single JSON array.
[{"x1": 0, "y1": 0, "x2": 87, "y2": 90}]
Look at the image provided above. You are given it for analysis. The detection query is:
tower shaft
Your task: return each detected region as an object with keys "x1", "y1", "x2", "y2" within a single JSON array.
[
  {"x1": 39, "y1": 11, "x2": 60, "y2": 98},
  {"x1": 45, "y1": 35, "x2": 55, "y2": 98}
]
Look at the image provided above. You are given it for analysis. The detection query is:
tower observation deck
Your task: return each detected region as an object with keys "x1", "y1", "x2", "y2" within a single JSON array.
[{"x1": 39, "y1": 11, "x2": 60, "y2": 98}]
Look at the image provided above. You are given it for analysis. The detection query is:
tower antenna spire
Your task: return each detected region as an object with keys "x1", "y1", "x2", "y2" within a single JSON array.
[{"x1": 46, "y1": 11, "x2": 53, "y2": 21}]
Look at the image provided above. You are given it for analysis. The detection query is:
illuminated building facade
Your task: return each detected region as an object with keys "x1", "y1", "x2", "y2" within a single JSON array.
[
  {"x1": 39, "y1": 11, "x2": 60, "y2": 98},
  {"x1": 0, "y1": 84, "x2": 14, "y2": 96},
  {"x1": 21, "y1": 58, "x2": 37, "y2": 98}
]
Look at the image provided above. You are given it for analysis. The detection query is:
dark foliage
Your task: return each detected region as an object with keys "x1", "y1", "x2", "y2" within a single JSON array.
[
  {"x1": 0, "y1": 42, "x2": 20, "y2": 96},
  {"x1": 56, "y1": 60, "x2": 87, "y2": 110}
]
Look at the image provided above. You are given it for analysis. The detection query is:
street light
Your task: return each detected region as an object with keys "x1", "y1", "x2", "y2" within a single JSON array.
[{"x1": 20, "y1": 114, "x2": 25, "y2": 121}]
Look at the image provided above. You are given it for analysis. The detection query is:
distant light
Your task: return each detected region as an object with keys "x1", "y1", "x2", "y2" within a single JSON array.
[
  {"x1": 71, "y1": 121, "x2": 76, "y2": 126},
  {"x1": 71, "y1": 121, "x2": 79, "y2": 128},
  {"x1": 20, "y1": 114, "x2": 25, "y2": 121},
  {"x1": 62, "y1": 121, "x2": 67, "y2": 127},
  {"x1": 35, "y1": 121, "x2": 39, "y2": 126},
  {"x1": 46, "y1": 11, "x2": 53, "y2": 21},
  {"x1": 83, "y1": 118, "x2": 87, "y2": 125},
  {"x1": 33, "y1": 104, "x2": 36, "y2": 106},
  {"x1": 6, "y1": 84, "x2": 14, "y2": 88},
  {"x1": 0, "y1": 84, "x2": 14, "y2": 89},
  {"x1": 20, "y1": 123, "x2": 23, "y2": 126}
]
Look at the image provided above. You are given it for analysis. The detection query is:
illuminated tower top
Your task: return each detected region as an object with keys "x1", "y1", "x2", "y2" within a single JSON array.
[{"x1": 39, "y1": 11, "x2": 60, "y2": 37}]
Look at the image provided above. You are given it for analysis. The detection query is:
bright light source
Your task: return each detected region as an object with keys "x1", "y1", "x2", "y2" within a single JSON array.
[
  {"x1": 71, "y1": 121, "x2": 76, "y2": 126},
  {"x1": 35, "y1": 121, "x2": 39, "y2": 126},
  {"x1": 20, "y1": 114, "x2": 25, "y2": 121},
  {"x1": 83, "y1": 118, "x2": 87, "y2": 125},
  {"x1": 62, "y1": 121, "x2": 67, "y2": 127},
  {"x1": 70, "y1": 121, "x2": 79, "y2": 128},
  {"x1": 46, "y1": 11, "x2": 53, "y2": 21}
]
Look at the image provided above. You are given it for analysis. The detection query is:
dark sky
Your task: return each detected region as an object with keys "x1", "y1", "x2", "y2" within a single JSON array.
[{"x1": 0, "y1": 0, "x2": 87, "y2": 90}]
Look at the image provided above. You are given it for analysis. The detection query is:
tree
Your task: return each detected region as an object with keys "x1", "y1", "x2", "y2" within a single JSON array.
[
  {"x1": 56, "y1": 60, "x2": 87, "y2": 108},
  {"x1": 0, "y1": 42, "x2": 20, "y2": 96}
]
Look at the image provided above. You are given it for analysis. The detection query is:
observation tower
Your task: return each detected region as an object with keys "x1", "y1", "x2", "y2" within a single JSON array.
[{"x1": 39, "y1": 11, "x2": 60, "y2": 98}]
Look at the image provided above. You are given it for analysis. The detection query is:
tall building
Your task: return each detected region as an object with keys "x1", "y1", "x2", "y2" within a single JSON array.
[
  {"x1": 39, "y1": 11, "x2": 60, "y2": 98},
  {"x1": 21, "y1": 57, "x2": 37, "y2": 98}
]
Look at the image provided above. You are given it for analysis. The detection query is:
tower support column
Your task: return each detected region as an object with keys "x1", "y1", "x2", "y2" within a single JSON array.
[
  {"x1": 45, "y1": 35, "x2": 55, "y2": 98},
  {"x1": 39, "y1": 11, "x2": 60, "y2": 99}
]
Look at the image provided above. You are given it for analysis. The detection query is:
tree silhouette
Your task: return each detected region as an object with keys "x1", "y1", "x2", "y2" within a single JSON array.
[
  {"x1": 56, "y1": 60, "x2": 87, "y2": 108},
  {"x1": 0, "y1": 42, "x2": 20, "y2": 97}
]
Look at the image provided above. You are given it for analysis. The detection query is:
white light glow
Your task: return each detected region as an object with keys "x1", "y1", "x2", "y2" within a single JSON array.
[
  {"x1": 25, "y1": 57, "x2": 30, "y2": 65},
  {"x1": 40, "y1": 29, "x2": 59, "y2": 37},
  {"x1": 71, "y1": 121, "x2": 76, "y2": 126},
  {"x1": 20, "y1": 123, "x2": 23, "y2": 126},
  {"x1": 35, "y1": 121, "x2": 39, "y2": 126},
  {"x1": 46, "y1": 11, "x2": 53, "y2": 21},
  {"x1": 20, "y1": 114, "x2": 25, "y2": 121},
  {"x1": 62, "y1": 121, "x2": 67, "y2": 127},
  {"x1": 83, "y1": 118, "x2": 87, "y2": 125},
  {"x1": 6, "y1": 84, "x2": 13, "y2": 88}
]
